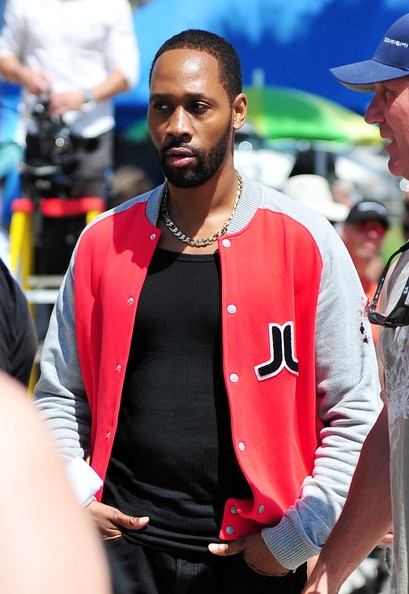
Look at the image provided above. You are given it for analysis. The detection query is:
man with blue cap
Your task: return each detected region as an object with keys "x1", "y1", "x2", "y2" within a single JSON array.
[
  {"x1": 331, "y1": 13, "x2": 409, "y2": 181},
  {"x1": 303, "y1": 13, "x2": 409, "y2": 594}
]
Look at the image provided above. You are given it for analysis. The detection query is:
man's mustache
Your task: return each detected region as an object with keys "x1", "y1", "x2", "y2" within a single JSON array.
[{"x1": 161, "y1": 139, "x2": 199, "y2": 154}]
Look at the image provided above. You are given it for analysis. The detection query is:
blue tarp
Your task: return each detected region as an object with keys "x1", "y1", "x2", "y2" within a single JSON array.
[
  {"x1": 114, "y1": 0, "x2": 409, "y2": 129},
  {"x1": 1, "y1": 0, "x2": 409, "y2": 130}
]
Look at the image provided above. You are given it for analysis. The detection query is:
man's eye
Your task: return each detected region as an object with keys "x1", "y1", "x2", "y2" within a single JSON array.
[
  {"x1": 154, "y1": 102, "x2": 170, "y2": 112},
  {"x1": 191, "y1": 102, "x2": 208, "y2": 112}
]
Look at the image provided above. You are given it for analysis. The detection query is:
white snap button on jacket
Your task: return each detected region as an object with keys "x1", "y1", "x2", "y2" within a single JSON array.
[
  {"x1": 230, "y1": 373, "x2": 239, "y2": 383},
  {"x1": 227, "y1": 304, "x2": 237, "y2": 314},
  {"x1": 150, "y1": 233, "x2": 156, "y2": 240},
  {"x1": 226, "y1": 526, "x2": 235, "y2": 535},
  {"x1": 238, "y1": 442, "x2": 245, "y2": 452},
  {"x1": 222, "y1": 239, "x2": 231, "y2": 248}
]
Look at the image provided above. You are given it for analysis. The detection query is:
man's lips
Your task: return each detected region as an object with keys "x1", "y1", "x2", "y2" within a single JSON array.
[
  {"x1": 164, "y1": 147, "x2": 196, "y2": 167},
  {"x1": 379, "y1": 135, "x2": 395, "y2": 157},
  {"x1": 380, "y1": 132, "x2": 394, "y2": 146}
]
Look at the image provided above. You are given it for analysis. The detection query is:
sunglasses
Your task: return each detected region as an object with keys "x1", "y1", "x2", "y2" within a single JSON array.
[
  {"x1": 355, "y1": 220, "x2": 387, "y2": 235},
  {"x1": 369, "y1": 242, "x2": 409, "y2": 327}
]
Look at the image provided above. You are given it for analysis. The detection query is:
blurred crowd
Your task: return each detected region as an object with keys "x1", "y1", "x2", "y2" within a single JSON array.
[{"x1": 0, "y1": 3, "x2": 408, "y2": 594}]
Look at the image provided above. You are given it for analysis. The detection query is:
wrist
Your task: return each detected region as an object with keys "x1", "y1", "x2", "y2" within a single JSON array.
[
  {"x1": 82, "y1": 89, "x2": 95, "y2": 104},
  {"x1": 20, "y1": 65, "x2": 37, "y2": 88},
  {"x1": 83, "y1": 495, "x2": 96, "y2": 508}
]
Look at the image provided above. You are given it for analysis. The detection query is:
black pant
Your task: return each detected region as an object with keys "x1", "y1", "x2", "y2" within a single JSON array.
[{"x1": 104, "y1": 537, "x2": 307, "y2": 594}]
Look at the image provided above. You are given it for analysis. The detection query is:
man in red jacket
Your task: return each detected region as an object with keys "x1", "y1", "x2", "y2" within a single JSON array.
[{"x1": 34, "y1": 29, "x2": 381, "y2": 593}]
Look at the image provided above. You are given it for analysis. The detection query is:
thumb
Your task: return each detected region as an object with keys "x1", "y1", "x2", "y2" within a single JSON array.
[
  {"x1": 208, "y1": 539, "x2": 244, "y2": 557},
  {"x1": 116, "y1": 512, "x2": 149, "y2": 531}
]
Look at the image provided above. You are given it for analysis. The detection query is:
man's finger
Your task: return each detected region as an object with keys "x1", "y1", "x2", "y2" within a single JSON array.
[
  {"x1": 117, "y1": 514, "x2": 150, "y2": 530},
  {"x1": 208, "y1": 541, "x2": 244, "y2": 556}
]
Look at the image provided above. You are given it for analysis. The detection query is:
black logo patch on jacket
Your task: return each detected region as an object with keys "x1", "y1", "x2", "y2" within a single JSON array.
[{"x1": 254, "y1": 322, "x2": 299, "y2": 380}]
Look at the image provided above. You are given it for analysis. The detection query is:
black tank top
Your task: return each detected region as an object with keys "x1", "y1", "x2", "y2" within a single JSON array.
[{"x1": 102, "y1": 248, "x2": 251, "y2": 554}]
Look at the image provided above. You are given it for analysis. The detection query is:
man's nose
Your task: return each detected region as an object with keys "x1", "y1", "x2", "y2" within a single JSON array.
[
  {"x1": 365, "y1": 94, "x2": 383, "y2": 125},
  {"x1": 167, "y1": 106, "x2": 192, "y2": 139}
]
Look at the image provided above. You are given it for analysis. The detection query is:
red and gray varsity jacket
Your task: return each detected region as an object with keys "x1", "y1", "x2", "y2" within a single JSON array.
[{"x1": 35, "y1": 174, "x2": 381, "y2": 569}]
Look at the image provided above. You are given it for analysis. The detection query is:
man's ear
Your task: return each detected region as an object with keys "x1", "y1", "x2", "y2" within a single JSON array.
[{"x1": 232, "y1": 92, "x2": 247, "y2": 131}]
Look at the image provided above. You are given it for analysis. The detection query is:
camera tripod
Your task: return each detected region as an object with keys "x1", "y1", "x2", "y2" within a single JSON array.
[{"x1": 8, "y1": 98, "x2": 105, "y2": 386}]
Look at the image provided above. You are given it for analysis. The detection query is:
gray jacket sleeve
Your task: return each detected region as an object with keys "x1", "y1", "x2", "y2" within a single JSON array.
[{"x1": 33, "y1": 260, "x2": 91, "y2": 462}]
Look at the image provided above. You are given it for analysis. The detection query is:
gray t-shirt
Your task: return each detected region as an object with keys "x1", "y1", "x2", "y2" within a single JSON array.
[{"x1": 378, "y1": 248, "x2": 409, "y2": 594}]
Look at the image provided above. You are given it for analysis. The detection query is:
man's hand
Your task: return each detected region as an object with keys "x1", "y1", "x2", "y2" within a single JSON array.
[
  {"x1": 48, "y1": 90, "x2": 88, "y2": 115},
  {"x1": 20, "y1": 67, "x2": 49, "y2": 95},
  {"x1": 208, "y1": 532, "x2": 289, "y2": 576},
  {"x1": 87, "y1": 500, "x2": 149, "y2": 541}
]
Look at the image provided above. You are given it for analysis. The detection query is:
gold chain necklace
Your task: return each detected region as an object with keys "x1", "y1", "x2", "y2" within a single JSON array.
[{"x1": 161, "y1": 171, "x2": 243, "y2": 248}]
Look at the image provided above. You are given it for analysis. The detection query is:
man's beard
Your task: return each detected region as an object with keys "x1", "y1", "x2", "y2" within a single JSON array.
[{"x1": 153, "y1": 122, "x2": 232, "y2": 188}]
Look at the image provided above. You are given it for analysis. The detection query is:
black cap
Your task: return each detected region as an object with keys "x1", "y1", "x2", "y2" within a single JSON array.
[{"x1": 345, "y1": 200, "x2": 390, "y2": 229}]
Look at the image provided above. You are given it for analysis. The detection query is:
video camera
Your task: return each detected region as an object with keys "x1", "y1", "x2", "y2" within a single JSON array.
[
  {"x1": 27, "y1": 96, "x2": 78, "y2": 173},
  {"x1": 22, "y1": 95, "x2": 79, "y2": 199}
]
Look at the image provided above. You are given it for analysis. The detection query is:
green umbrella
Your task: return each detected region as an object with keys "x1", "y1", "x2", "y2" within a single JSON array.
[
  {"x1": 125, "y1": 117, "x2": 149, "y2": 141},
  {"x1": 123, "y1": 85, "x2": 380, "y2": 145},
  {"x1": 244, "y1": 85, "x2": 380, "y2": 144}
]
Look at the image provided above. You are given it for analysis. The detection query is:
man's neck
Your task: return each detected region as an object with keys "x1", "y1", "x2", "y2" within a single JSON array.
[
  {"x1": 166, "y1": 167, "x2": 239, "y2": 219},
  {"x1": 158, "y1": 166, "x2": 241, "y2": 254}
]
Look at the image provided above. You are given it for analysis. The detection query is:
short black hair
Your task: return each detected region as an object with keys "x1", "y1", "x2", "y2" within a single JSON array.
[{"x1": 149, "y1": 29, "x2": 242, "y2": 103}]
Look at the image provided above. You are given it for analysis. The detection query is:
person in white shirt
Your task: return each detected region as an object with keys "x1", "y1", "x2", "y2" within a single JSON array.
[{"x1": 0, "y1": 0, "x2": 139, "y2": 200}]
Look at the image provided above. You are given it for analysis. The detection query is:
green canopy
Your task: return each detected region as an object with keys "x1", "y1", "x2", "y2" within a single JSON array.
[
  {"x1": 125, "y1": 118, "x2": 149, "y2": 142},
  {"x1": 244, "y1": 85, "x2": 380, "y2": 144}
]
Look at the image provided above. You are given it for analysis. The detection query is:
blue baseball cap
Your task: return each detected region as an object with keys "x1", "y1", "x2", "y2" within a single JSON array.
[{"x1": 330, "y1": 13, "x2": 409, "y2": 92}]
